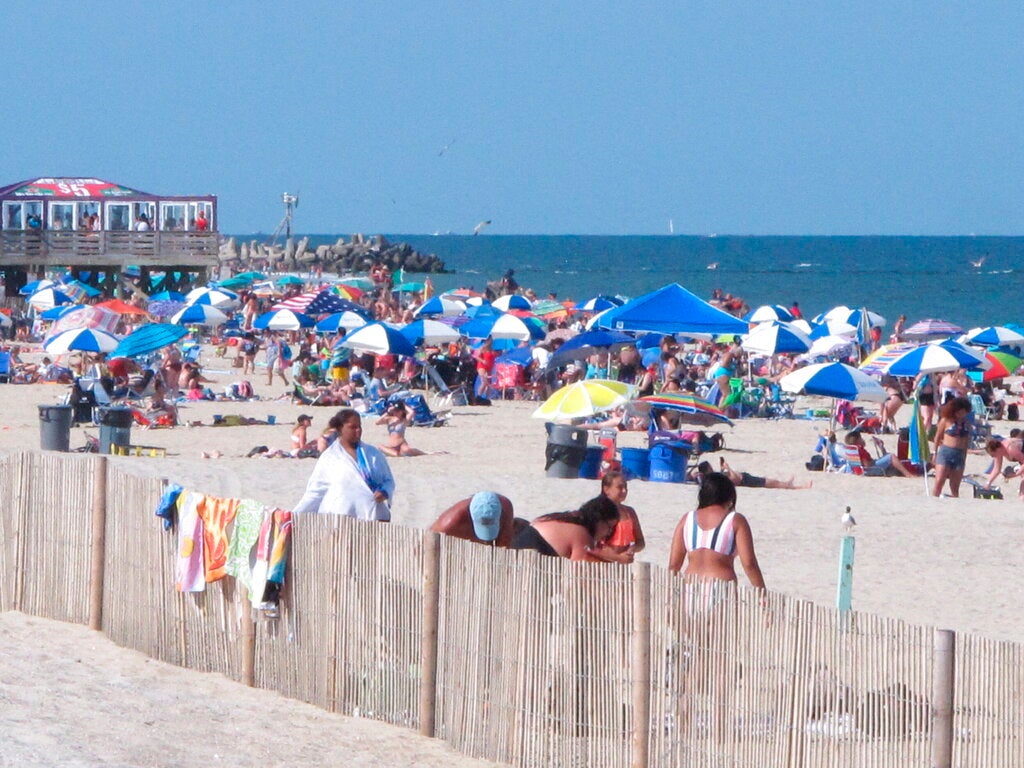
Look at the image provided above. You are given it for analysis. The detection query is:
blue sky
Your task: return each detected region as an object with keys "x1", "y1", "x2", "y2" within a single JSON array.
[{"x1": 2, "y1": 2, "x2": 1020, "y2": 235}]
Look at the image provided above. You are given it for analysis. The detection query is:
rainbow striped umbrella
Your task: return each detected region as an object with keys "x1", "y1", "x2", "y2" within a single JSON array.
[{"x1": 635, "y1": 393, "x2": 733, "y2": 427}]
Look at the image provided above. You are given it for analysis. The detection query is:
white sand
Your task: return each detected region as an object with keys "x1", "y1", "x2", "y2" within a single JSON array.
[{"x1": 1, "y1": 347, "x2": 1022, "y2": 763}]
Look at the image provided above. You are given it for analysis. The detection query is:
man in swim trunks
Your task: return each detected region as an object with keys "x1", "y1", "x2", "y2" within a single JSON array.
[
  {"x1": 429, "y1": 491, "x2": 516, "y2": 547},
  {"x1": 694, "y1": 459, "x2": 812, "y2": 490}
]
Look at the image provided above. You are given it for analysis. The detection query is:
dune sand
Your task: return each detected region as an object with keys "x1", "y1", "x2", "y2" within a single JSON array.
[{"x1": 1, "y1": 346, "x2": 1021, "y2": 764}]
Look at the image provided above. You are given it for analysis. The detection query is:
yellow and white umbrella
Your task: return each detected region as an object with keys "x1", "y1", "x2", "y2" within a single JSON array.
[{"x1": 531, "y1": 379, "x2": 635, "y2": 422}]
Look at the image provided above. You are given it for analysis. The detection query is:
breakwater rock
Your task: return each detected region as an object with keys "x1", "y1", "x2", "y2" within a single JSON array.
[{"x1": 219, "y1": 234, "x2": 447, "y2": 274}]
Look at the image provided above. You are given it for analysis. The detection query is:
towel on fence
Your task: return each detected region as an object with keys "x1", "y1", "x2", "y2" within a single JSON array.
[
  {"x1": 224, "y1": 499, "x2": 266, "y2": 595},
  {"x1": 250, "y1": 508, "x2": 292, "y2": 604},
  {"x1": 175, "y1": 491, "x2": 206, "y2": 592},
  {"x1": 198, "y1": 495, "x2": 240, "y2": 583},
  {"x1": 155, "y1": 483, "x2": 183, "y2": 531}
]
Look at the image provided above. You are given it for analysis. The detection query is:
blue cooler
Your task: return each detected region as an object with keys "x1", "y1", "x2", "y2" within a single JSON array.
[
  {"x1": 648, "y1": 442, "x2": 690, "y2": 483},
  {"x1": 620, "y1": 447, "x2": 650, "y2": 481},
  {"x1": 578, "y1": 446, "x2": 604, "y2": 479}
]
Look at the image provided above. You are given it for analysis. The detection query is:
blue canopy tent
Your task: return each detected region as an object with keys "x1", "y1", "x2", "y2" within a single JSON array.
[{"x1": 595, "y1": 283, "x2": 748, "y2": 336}]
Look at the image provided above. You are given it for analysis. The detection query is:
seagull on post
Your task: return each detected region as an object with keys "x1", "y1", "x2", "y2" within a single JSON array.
[{"x1": 841, "y1": 506, "x2": 856, "y2": 533}]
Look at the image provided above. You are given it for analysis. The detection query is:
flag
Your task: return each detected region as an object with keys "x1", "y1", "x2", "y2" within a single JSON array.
[{"x1": 908, "y1": 396, "x2": 931, "y2": 494}]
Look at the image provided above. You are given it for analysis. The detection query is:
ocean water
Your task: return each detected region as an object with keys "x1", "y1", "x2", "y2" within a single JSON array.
[{"x1": 288, "y1": 235, "x2": 1024, "y2": 330}]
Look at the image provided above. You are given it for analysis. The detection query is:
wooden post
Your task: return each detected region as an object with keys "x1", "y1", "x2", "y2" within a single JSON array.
[
  {"x1": 240, "y1": 594, "x2": 257, "y2": 687},
  {"x1": 836, "y1": 535, "x2": 855, "y2": 630},
  {"x1": 88, "y1": 455, "x2": 108, "y2": 631},
  {"x1": 931, "y1": 629, "x2": 955, "y2": 768},
  {"x1": 419, "y1": 530, "x2": 441, "y2": 737},
  {"x1": 631, "y1": 561, "x2": 651, "y2": 768}
]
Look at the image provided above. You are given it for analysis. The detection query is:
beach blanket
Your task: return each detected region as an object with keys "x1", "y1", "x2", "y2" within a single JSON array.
[
  {"x1": 291, "y1": 441, "x2": 394, "y2": 521},
  {"x1": 224, "y1": 499, "x2": 266, "y2": 595},
  {"x1": 251, "y1": 508, "x2": 293, "y2": 604},
  {"x1": 175, "y1": 491, "x2": 206, "y2": 592},
  {"x1": 198, "y1": 495, "x2": 240, "y2": 583}
]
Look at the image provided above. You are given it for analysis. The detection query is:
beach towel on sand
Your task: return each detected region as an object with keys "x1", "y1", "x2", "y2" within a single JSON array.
[
  {"x1": 198, "y1": 495, "x2": 240, "y2": 583},
  {"x1": 224, "y1": 499, "x2": 266, "y2": 595},
  {"x1": 175, "y1": 491, "x2": 206, "y2": 592},
  {"x1": 250, "y1": 509, "x2": 292, "y2": 604}
]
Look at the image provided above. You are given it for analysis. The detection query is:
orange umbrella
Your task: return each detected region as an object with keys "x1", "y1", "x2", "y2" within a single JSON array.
[{"x1": 97, "y1": 299, "x2": 149, "y2": 316}]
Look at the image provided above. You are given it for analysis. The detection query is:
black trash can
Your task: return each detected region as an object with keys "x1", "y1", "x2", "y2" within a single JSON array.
[
  {"x1": 38, "y1": 404, "x2": 73, "y2": 452},
  {"x1": 544, "y1": 423, "x2": 588, "y2": 478},
  {"x1": 98, "y1": 406, "x2": 133, "y2": 455}
]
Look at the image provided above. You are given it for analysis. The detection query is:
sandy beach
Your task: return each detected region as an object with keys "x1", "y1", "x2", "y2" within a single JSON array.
[{"x1": 1, "y1": 346, "x2": 1022, "y2": 764}]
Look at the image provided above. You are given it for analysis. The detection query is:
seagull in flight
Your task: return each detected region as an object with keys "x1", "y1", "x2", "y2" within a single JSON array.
[
  {"x1": 473, "y1": 220, "x2": 492, "y2": 236},
  {"x1": 438, "y1": 139, "x2": 457, "y2": 157},
  {"x1": 841, "y1": 506, "x2": 856, "y2": 533}
]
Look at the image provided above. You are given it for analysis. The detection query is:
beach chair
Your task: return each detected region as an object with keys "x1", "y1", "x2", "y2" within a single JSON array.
[
  {"x1": 841, "y1": 443, "x2": 885, "y2": 477},
  {"x1": 395, "y1": 393, "x2": 449, "y2": 427},
  {"x1": 423, "y1": 361, "x2": 468, "y2": 411},
  {"x1": 491, "y1": 361, "x2": 528, "y2": 400},
  {"x1": 968, "y1": 394, "x2": 994, "y2": 448}
]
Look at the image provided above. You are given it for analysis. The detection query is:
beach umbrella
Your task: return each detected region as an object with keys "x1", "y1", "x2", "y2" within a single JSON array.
[
  {"x1": 987, "y1": 349, "x2": 1023, "y2": 375},
  {"x1": 529, "y1": 299, "x2": 570, "y2": 320},
  {"x1": 170, "y1": 304, "x2": 228, "y2": 327},
  {"x1": 824, "y1": 306, "x2": 886, "y2": 329},
  {"x1": 414, "y1": 296, "x2": 467, "y2": 317},
  {"x1": 96, "y1": 298, "x2": 148, "y2": 316},
  {"x1": 532, "y1": 379, "x2": 635, "y2": 422},
  {"x1": 338, "y1": 321, "x2": 417, "y2": 357},
  {"x1": 966, "y1": 352, "x2": 1013, "y2": 383},
  {"x1": 597, "y1": 283, "x2": 748, "y2": 335},
  {"x1": 185, "y1": 286, "x2": 239, "y2": 309},
  {"x1": 633, "y1": 393, "x2": 733, "y2": 427},
  {"x1": 251, "y1": 281, "x2": 281, "y2": 297},
  {"x1": 806, "y1": 335, "x2": 858, "y2": 359},
  {"x1": 467, "y1": 313, "x2": 545, "y2": 342},
  {"x1": 111, "y1": 323, "x2": 188, "y2": 359},
  {"x1": 274, "y1": 290, "x2": 368, "y2": 316},
  {"x1": 741, "y1": 322, "x2": 812, "y2": 355},
  {"x1": 332, "y1": 284, "x2": 363, "y2": 300},
  {"x1": 253, "y1": 308, "x2": 315, "y2": 331},
  {"x1": 19, "y1": 279, "x2": 55, "y2": 296},
  {"x1": 148, "y1": 300, "x2": 187, "y2": 318},
  {"x1": 49, "y1": 305, "x2": 121, "y2": 335},
  {"x1": 149, "y1": 290, "x2": 186, "y2": 302},
  {"x1": 808, "y1": 320, "x2": 858, "y2": 339},
  {"x1": 885, "y1": 339, "x2": 989, "y2": 376},
  {"x1": 902, "y1": 319, "x2": 964, "y2": 341},
  {"x1": 908, "y1": 396, "x2": 932, "y2": 494},
  {"x1": 743, "y1": 304, "x2": 793, "y2": 324},
  {"x1": 40, "y1": 304, "x2": 86, "y2": 321},
  {"x1": 0, "y1": 313, "x2": 10, "y2": 327},
  {"x1": 338, "y1": 276, "x2": 376, "y2": 290},
  {"x1": 62, "y1": 279, "x2": 102, "y2": 300},
  {"x1": 315, "y1": 311, "x2": 369, "y2": 333},
  {"x1": 574, "y1": 295, "x2": 624, "y2": 313},
  {"x1": 492, "y1": 294, "x2": 532, "y2": 311},
  {"x1": 27, "y1": 288, "x2": 75, "y2": 310},
  {"x1": 234, "y1": 271, "x2": 267, "y2": 282},
  {"x1": 400, "y1": 318, "x2": 462, "y2": 347},
  {"x1": 276, "y1": 275, "x2": 305, "y2": 286},
  {"x1": 218, "y1": 276, "x2": 254, "y2": 290},
  {"x1": 858, "y1": 342, "x2": 920, "y2": 376},
  {"x1": 547, "y1": 330, "x2": 636, "y2": 368},
  {"x1": 394, "y1": 281, "x2": 425, "y2": 293},
  {"x1": 43, "y1": 327, "x2": 120, "y2": 355},
  {"x1": 780, "y1": 362, "x2": 887, "y2": 402},
  {"x1": 964, "y1": 326, "x2": 1024, "y2": 347}
]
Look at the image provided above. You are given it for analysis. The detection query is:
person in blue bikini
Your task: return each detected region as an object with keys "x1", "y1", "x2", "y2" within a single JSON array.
[{"x1": 932, "y1": 396, "x2": 973, "y2": 497}]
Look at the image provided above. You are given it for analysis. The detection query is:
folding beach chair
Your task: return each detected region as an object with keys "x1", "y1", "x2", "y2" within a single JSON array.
[
  {"x1": 491, "y1": 361, "x2": 528, "y2": 400},
  {"x1": 841, "y1": 443, "x2": 885, "y2": 477},
  {"x1": 423, "y1": 361, "x2": 468, "y2": 411}
]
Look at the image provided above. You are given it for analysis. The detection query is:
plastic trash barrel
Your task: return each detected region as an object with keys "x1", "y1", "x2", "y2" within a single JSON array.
[
  {"x1": 98, "y1": 406, "x2": 134, "y2": 455},
  {"x1": 578, "y1": 446, "x2": 604, "y2": 479},
  {"x1": 620, "y1": 447, "x2": 650, "y2": 481},
  {"x1": 649, "y1": 442, "x2": 689, "y2": 483},
  {"x1": 544, "y1": 423, "x2": 588, "y2": 478},
  {"x1": 38, "y1": 404, "x2": 73, "y2": 452}
]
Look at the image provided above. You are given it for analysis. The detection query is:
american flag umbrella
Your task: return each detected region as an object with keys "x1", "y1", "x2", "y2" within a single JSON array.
[
  {"x1": 634, "y1": 392, "x2": 733, "y2": 427},
  {"x1": 902, "y1": 319, "x2": 964, "y2": 341},
  {"x1": 43, "y1": 327, "x2": 121, "y2": 355},
  {"x1": 274, "y1": 290, "x2": 369, "y2": 317},
  {"x1": 253, "y1": 308, "x2": 315, "y2": 331}
]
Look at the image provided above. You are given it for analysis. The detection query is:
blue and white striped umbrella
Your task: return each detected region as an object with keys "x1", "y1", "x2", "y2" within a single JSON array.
[
  {"x1": 170, "y1": 303, "x2": 228, "y2": 326},
  {"x1": 315, "y1": 311, "x2": 369, "y2": 333},
  {"x1": 400, "y1": 319, "x2": 462, "y2": 346},
  {"x1": 27, "y1": 288, "x2": 75, "y2": 310},
  {"x1": 741, "y1": 322, "x2": 812, "y2": 355},
  {"x1": 492, "y1": 294, "x2": 533, "y2": 311},
  {"x1": 19, "y1": 279, "x2": 56, "y2": 296},
  {"x1": 414, "y1": 296, "x2": 467, "y2": 317},
  {"x1": 744, "y1": 304, "x2": 794, "y2": 324},
  {"x1": 780, "y1": 362, "x2": 887, "y2": 402},
  {"x1": 964, "y1": 326, "x2": 1024, "y2": 347},
  {"x1": 574, "y1": 295, "x2": 624, "y2": 313},
  {"x1": 885, "y1": 339, "x2": 989, "y2": 376},
  {"x1": 253, "y1": 308, "x2": 315, "y2": 331},
  {"x1": 338, "y1": 321, "x2": 417, "y2": 356},
  {"x1": 185, "y1": 286, "x2": 239, "y2": 309},
  {"x1": 43, "y1": 327, "x2": 121, "y2": 355},
  {"x1": 824, "y1": 306, "x2": 886, "y2": 329}
]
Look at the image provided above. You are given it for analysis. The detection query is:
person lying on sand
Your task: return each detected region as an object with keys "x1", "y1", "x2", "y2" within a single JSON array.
[{"x1": 692, "y1": 459, "x2": 813, "y2": 490}]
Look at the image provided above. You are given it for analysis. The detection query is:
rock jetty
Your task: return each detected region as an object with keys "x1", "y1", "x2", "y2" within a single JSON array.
[{"x1": 218, "y1": 234, "x2": 447, "y2": 274}]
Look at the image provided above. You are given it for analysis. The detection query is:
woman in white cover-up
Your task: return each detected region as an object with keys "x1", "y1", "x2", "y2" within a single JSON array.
[{"x1": 292, "y1": 408, "x2": 395, "y2": 521}]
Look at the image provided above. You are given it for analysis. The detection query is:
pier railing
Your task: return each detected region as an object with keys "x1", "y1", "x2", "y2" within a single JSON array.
[
  {"x1": 0, "y1": 230, "x2": 219, "y2": 266},
  {"x1": 0, "y1": 451, "x2": 1020, "y2": 768}
]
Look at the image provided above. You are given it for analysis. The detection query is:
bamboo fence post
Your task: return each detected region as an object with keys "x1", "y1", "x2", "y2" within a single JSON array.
[
  {"x1": 240, "y1": 594, "x2": 256, "y2": 687},
  {"x1": 419, "y1": 530, "x2": 441, "y2": 737},
  {"x1": 931, "y1": 629, "x2": 956, "y2": 768},
  {"x1": 88, "y1": 455, "x2": 108, "y2": 631},
  {"x1": 631, "y1": 561, "x2": 651, "y2": 768}
]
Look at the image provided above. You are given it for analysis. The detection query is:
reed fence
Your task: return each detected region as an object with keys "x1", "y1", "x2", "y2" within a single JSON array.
[{"x1": 0, "y1": 451, "x2": 1020, "y2": 767}]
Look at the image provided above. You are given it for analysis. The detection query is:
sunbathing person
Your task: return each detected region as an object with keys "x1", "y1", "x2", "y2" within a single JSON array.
[
  {"x1": 429, "y1": 491, "x2": 515, "y2": 546},
  {"x1": 377, "y1": 402, "x2": 426, "y2": 457},
  {"x1": 693, "y1": 459, "x2": 813, "y2": 489}
]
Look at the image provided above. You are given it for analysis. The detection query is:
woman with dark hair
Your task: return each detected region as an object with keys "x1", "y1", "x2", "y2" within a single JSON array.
[
  {"x1": 292, "y1": 408, "x2": 395, "y2": 520},
  {"x1": 589, "y1": 471, "x2": 646, "y2": 564},
  {"x1": 667, "y1": 472, "x2": 765, "y2": 588},
  {"x1": 511, "y1": 496, "x2": 620, "y2": 561},
  {"x1": 931, "y1": 396, "x2": 973, "y2": 498}
]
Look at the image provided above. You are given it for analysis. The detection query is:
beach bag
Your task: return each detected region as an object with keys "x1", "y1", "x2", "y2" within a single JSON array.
[
  {"x1": 281, "y1": 344, "x2": 293, "y2": 362},
  {"x1": 805, "y1": 454, "x2": 825, "y2": 472}
]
